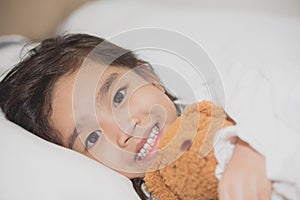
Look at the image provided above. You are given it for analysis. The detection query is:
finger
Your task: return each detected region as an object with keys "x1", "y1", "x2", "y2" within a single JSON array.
[
  {"x1": 258, "y1": 179, "x2": 272, "y2": 200},
  {"x1": 232, "y1": 180, "x2": 256, "y2": 200},
  {"x1": 218, "y1": 184, "x2": 231, "y2": 200},
  {"x1": 220, "y1": 175, "x2": 258, "y2": 200}
]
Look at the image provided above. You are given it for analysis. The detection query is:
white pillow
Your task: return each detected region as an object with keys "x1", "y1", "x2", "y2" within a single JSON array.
[{"x1": 0, "y1": 112, "x2": 139, "y2": 200}]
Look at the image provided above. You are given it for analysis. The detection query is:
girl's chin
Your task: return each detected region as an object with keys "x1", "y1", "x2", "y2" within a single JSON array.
[{"x1": 119, "y1": 170, "x2": 146, "y2": 179}]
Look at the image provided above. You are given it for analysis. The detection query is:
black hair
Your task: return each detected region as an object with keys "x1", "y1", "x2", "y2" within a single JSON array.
[{"x1": 0, "y1": 33, "x2": 176, "y2": 145}]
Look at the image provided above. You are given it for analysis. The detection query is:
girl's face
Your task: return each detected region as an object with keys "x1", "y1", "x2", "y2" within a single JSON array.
[{"x1": 51, "y1": 63, "x2": 178, "y2": 178}]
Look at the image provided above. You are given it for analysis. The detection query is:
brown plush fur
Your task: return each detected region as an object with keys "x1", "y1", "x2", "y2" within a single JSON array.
[{"x1": 144, "y1": 101, "x2": 235, "y2": 200}]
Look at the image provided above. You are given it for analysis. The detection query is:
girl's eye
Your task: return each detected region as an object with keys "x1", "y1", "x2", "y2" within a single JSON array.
[
  {"x1": 113, "y1": 88, "x2": 126, "y2": 107},
  {"x1": 85, "y1": 130, "x2": 101, "y2": 150}
]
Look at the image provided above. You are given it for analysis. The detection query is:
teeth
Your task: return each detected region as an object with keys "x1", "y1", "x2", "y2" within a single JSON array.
[
  {"x1": 150, "y1": 132, "x2": 156, "y2": 138},
  {"x1": 153, "y1": 126, "x2": 159, "y2": 133},
  {"x1": 144, "y1": 143, "x2": 150, "y2": 150},
  {"x1": 135, "y1": 125, "x2": 160, "y2": 160},
  {"x1": 140, "y1": 148, "x2": 146, "y2": 154},
  {"x1": 147, "y1": 138, "x2": 154, "y2": 146},
  {"x1": 136, "y1": 153, "x2": 142, "y2": 160}
]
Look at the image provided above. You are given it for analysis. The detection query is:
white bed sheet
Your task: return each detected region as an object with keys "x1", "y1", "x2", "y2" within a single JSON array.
[{"x1": 59, "y1": 1, "x2": 300, "y2": 198}]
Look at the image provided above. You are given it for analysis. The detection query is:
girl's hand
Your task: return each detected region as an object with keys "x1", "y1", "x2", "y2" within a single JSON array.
[{"x1": 218, "y1": 139, "x2": 272, "y2": 200}]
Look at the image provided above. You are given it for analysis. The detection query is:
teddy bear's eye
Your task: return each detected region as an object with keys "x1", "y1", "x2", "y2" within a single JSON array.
[{"x1": 181, "y1": 140, "x2": 192, "y2": 151}]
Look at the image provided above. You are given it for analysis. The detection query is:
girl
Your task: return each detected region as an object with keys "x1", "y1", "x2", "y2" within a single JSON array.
[{"x1": 0, "y1": 34, "x2": 271, "y2": 199}]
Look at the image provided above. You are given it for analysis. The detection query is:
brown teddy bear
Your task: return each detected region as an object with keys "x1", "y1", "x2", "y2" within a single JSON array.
[{"x1": 144, "y1": 101, "x2": 235, "y2": 200}]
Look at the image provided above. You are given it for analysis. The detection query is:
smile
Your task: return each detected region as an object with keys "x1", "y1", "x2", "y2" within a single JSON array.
[{"x1": 135, "y1": 124, "x2": 160, "y2": 161}]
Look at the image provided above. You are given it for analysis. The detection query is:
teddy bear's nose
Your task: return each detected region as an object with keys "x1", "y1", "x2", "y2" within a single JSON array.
[{"x1": 181, "y1": 140, "x2": 192, "y2": 151}]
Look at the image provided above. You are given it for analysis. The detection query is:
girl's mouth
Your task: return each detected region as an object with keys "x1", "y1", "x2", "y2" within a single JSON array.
[{"x1": 135, "y1": 124, "x2": 162, "y2": 161}]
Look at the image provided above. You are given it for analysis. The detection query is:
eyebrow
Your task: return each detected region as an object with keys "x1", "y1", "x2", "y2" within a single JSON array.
[
  {"x1": 99, "y1": 72, "x2": 119, "y2": 98},
  {"x1": 67, "y1": 72, "x2": 120, "y2": 149}
]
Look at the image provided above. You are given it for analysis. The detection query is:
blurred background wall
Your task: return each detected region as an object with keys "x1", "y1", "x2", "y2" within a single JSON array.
[
  {"x1": 0, "y1": 0, "x2": 92, "y2": 40},
  {"x1": 0, "y1": 0, "x2": 299, "y2": 40}
]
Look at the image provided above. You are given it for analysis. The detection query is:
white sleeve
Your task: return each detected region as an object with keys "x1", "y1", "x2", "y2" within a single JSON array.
[{"x1": 214, "y1": 63, "x2": 300, "y2": 200}]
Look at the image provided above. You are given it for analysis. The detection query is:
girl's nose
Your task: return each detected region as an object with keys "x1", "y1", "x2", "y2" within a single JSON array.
[
  {"x1": 116, "y1": 132, "x2": 131, "y2": 148},
  {"x1": 116, "y1": 116, "x2": 140, "y2": 148},
  {"x1": 130, "y1": 116, "x2": 141, "y2": 130}
]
